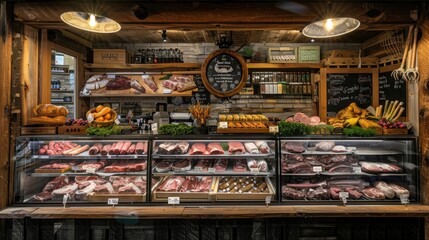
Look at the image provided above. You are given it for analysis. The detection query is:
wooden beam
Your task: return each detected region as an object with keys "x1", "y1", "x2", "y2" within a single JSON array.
[{"x1": 38, "y1": 29, "x2": 51, "y2": 104}]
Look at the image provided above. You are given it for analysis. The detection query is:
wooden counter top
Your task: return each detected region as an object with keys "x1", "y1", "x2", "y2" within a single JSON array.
[{"x1": 2, "y1": 205, "x2": 429, "y2": 219}]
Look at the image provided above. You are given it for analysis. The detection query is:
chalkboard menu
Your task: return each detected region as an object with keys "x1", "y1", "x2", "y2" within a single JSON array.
[
  {"x1": 202, "y1": 49, "x2": 248, "y2": 98},
  {"x1": 379, "y1": 71, "x2": 406, "y2": 117},
  {"x1": 191, "y1": 74, "x2": 211, "y2": 104},
  {"x1": 327, "y1": 73, "x2": 372, "y2": 116}
]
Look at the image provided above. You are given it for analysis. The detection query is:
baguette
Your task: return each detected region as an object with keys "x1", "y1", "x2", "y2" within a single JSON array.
[
  {"x1": 27, "y1": 116, "x2": 66, "y2": 126},
  {"x1": 33, "y1": 104, "x2": 68, "y2": 117}
]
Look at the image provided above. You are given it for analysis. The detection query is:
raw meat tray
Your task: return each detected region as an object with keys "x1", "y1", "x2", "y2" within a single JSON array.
[
  {"x1": 28, "y1": 171, "x2": 147, "y2": 177},
  {"x1": 152, "y1": 166, "x2": 276, "y2": 177},
  {"x1": 152, "y1": 151, "x2": 274, "y2": 159},
  {"x1": 32, "y1": 151, "x2": 147, "y2": 160},
  {"x1": 281, "y1": 147, "x2": 354, "y2": 155},
  {"x1": 212, "y1": 177, "x2": 275, "y2": 201}
]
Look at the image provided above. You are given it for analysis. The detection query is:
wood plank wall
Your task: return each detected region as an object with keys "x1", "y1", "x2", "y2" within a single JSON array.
[
  {"x1": 418, "y1": 18, "x2": 429, "y2": 240},
  {"x1": 0, "y1": 2, "x2": 12, "y2": 239}
]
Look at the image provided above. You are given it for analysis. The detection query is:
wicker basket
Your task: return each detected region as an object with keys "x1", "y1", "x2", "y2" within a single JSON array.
[{"x1": 86, "y1": 108, "x2": 118, "y2": 127}]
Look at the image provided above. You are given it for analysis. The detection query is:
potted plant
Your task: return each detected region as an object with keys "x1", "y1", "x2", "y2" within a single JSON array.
[{"x1": 240, "y1": 46, "x2": 254, "y2": 62}]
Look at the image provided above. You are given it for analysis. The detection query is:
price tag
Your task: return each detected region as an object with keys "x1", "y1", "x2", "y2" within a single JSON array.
[
  {"x1": 85, "y1": 168, "x2": 96, "y2": 173},
  {"x1": 194, "y1": 166, "x2": 203, "y2": 172},
  {"x1": 168, "y1": 197, "x2": 180, "y2": 205},
  {"x1": 250, "y1": 168, "x2": 259, "y2": 173},
  {"x1": 353, "y1": 167, "x2": 362, "y2": 174},
  {"x1": 265, "y1": 196, "x2": 272, "y2": 205},
  {"x1": 347, "y1": 147, "x2": 356, "y2": 151},
  {"x1": 208, "y1": 168, "x2": 216, "y2": 173},
  {"x1": 63, "y1": 194, "x2": 68, "y2": 208},
  {"x1": 151, "y1": 123, "x2": 158, "y2": 132},
  {"x1": 87, "y1": 114, "x2": 94, "y2": 123},
  {"x1": 339, "y1": 192, "x2": 349, "y2": 199},
  {"x1": 107, "y1": 74, "x2": 116, "y2": 79},
  {"x1": 400, "y1": 195, "x2": 410, "y2": 205},
  {"x1": 108, "y1": 198, "x2": 119, "y2": 206},
  {"x1": 312, "y1": 166, "x2": 323, "y2": 173},
  {"x1": 115, "y1": 119, "x2": 121, "y2": 125},
  {"x1": 269, "y1": 126, "x2": 279, "y2": 133},
  {"x1": 218, "y1": 121, "x2": 228, "y2": 129}
]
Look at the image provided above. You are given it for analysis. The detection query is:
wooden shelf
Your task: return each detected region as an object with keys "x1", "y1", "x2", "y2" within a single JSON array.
[
  {"x1": 247, "y1": 63, "x2": 322, "y2": 69},
  {"x1": 84, "y1": 63, "x2": 202, "y2": 71},
  {"x1": 51, "y1": 89, "x2": 74, "y2": 93}
]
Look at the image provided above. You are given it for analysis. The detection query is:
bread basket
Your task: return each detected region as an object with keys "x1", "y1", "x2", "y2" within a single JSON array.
[{"x1": 86, "y1": 108, "x2": 118, "y2": 127}]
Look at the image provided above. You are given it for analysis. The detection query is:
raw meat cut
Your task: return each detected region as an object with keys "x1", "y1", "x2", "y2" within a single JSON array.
[
  {"x1": 283, "y1": 142, "x2": 306, "y2": 153},
  {"x1": 109, "y1": 143, "x2": 117, "y2": 155},
  {"x1": 106, "y1": 76, "x2": 131, "y2": 90},
  {"x1": 362, "y1": 187, "x2": 385, "y2": 199},
  {"x1": 244, "y1": 142, "x2": 259, "y2": 154},
  {"x1": 332, "y1": 145, "x2": 347, "y2": 152},
  {"x1": 179, "y1": 177, "x2": 198, "y2": 192},
  {"x1": 328, "y1": 164, "x2": 354, "y2": 173},
  {"x1": 76, "y1": 160, "x2": 107, "y2": 172},
  {"x1": 374, "y1": 181, "x2": 395, "y2": 199},
  {"x1": 75, "y1": 181, "x2": 96, "y2": 201},
  {"x1": 206, "y1": 142, "x2": 224, "y2": 155},
  {"x1": 246, "y1": 159, "x2": 268, "y2": 172},
  {"x1": 282, "y1": 161, "x2": 312, "y2": 173},
  {"x1": 126, "y1": 161, "x2": 147, "y2": 172},
  {"x1": 142, "y1": 75, "x2": 158, "y2": 92},
  {"x1": 233, "y1": 159, "x2": 247, "y2": 172},
  {"x1": 388, "y1": 184, "x2": 410, "y2": 198},
  {"x1": 89, "y1": 143, "x2": 103, "y2": 155},
  {"x1": 307, "y1": 187, "x2": 329, "y2": 200},
  {"x1": 315, "y1": 141, "x2": 335, "y2": 151},
  {"x1": 94, "y1": 182, "x2": 114, "y2": 194},
  {"x1": 135, "y1": 141, "x2": 147, "y2": 154},
  {"x1": 118, "y1": 183, "x2": 142, "y2": 194},
  {"x1": 189, "y1": 143, "x2": 206, "y2": 155},
  {"x1": 113, "y1": 141, "x2": 124, "y2": 154},
  {"x1": 119, "y1": 141, "x2": 132, "y2": 155},
  {"x1": 345, "y1": 187, "x2": 362, "y2": 199},
  {"x1": 176, "y1": 81, "x2": 197, "y2": 92},
  {"x1": 157, "y1": 141, "x2": 189, "y2": 154},
  {"x1": 254, "y1": 141, "x2": 271, "y2": 153},
  {"x1": 37, "y1": 141, "x2": 79, "y2": 155},
  {"x1": 359, "y1": 161, "x2": 402, "y2": 173},
  {"x1": 162, "y1": 80, "x2": 179, "y2": 90},
  {"x1": 155, "y1": 160, "x2": 173, "y2": 172},
  {"x1": 213, "y1": 159, "x2": 227, "y2": 172},
  {"x1": 127, "y1": 144, "x2": 136, "y2": 154},
  {"x1": 157, "y1": 176, "x2": 186, "y2": 192},
  {"x1": 192, "y1": 176, "x2": 212, "y2": 192},
  {"x1": 130, "y1": 79, "x2": 145, "y2": 93},
  {"x1": 228, "y1": 142, "x2": 245, "y2": 154},
  {"x1": 43, "y1": 176, "x2": 69, "y2": 192},
  {"x1": 310, "y1": 116, "x2": 321, "y2": 125},
  {"x1": 100, "y1": 144, "x2": 111, "y2": 156},
  {"x1": 103, "y1": 165, "x2": 127, "y2": 173},
  {"x1": 38, "y1": 162, "x2": 72, "y2": 170},
  {"x1": 75, "y1": 176, "x2": 98, "y2": 182},
  {"x1": 194, "y1": 159, "x2": 212, "y2": 171},
  {"x1": 104, "y1": 160, "x2": 146, "y2": 172},
  {"x1": 286, "y1": 181, "x2": 327, "y2": 189},
  {"x1": 34, "y1": 191, "x2": 53, "y2": 201},
  {"x1": 327, "y1": 179, "x2": 369, "y2": 190},
  {"x1": 172, "y1": 159, "x2": 192, "y2": 172},
  {"x1": 282, "y1": 186, "x2": 306, "y2": 200},
  {"x1": 52, "y1": 183, "x2": 78, "y2": 200},
  {"x1": 329, "y1": 187, "x2": 341, "y2": 199}
]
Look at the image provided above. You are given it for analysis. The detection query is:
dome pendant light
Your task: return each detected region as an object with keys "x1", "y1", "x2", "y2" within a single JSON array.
[
  {"x1": 60, "y1": 11, "x2": 121, "y2": 33},
  {"x1": 302, "y1": 17, "x2": 360, "y2": 38}
]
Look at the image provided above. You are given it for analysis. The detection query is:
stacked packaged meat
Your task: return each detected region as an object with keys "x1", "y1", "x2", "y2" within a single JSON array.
[{"x1": 281, "y1": 140, "x2": 411, "y2": 201}]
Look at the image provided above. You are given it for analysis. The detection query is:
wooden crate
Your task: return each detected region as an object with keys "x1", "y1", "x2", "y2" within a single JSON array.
[
  {"x1": 324, "y1": 57, "x2": 378, "y2": 68},
  {"x1": 298, "y1": 46, "x2": 320, "y2": 63},
  {"x1": 268, "y1": 47, "x2": 297, "y2": 63},
  {"x1": 21, "y1": 126, "x2": 57, "y2": 135},
  {"x1": 151, "y1": 177, "x2": 216, "y2": 202},
  {"x1": 213, "y1": 177, "x2": 275, "y2": 201},
  {"x1": 378, "y1": 54, "x2": 402, "y2": 67},
  {"x1": 382, "y1": 128, "x2": 408, "y2": 135},
  {"x1": 57, "y1": 125, "x2": 88, "y2": 135},
  {"x1": 93, "y1": 49, "x2": 131, "y2": 64}
]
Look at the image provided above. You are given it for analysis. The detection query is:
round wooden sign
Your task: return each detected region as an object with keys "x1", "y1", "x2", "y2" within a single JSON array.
[{"x1": 201, "y1": 49, "x2": 248, "y2": 98}]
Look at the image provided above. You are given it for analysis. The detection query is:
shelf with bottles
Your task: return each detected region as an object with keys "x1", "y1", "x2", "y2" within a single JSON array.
[{"x1": 251, "y1": 71, "x2": 313, "y2": 95}]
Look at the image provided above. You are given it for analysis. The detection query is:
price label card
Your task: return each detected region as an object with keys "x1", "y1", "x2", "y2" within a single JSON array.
[
  {"x1": 115, "y1": 119, "x2": 121, "y2": 125},
  {"x1": 339, "y1": 192, "x2": 349, "y2": 199},
  {"x1": 107, "y1": 74, "x2": 116, "y2": 79},
  {"x1": 218, "y1": 122, "x2": 228, "y2": 129},
  {"x1": 208, "y1": 168, "x2": 216, "y2": 173},
  {"x1": 353, "y1": 167, "x2": 362, "y2": 174},
  {"x1": 400, "y1": 195, "x2": 410, "y2": 204},
  {"x1": 87, "y1": 114, "x2": 94, "y2": 123},
  {"x1": 151, "y1": 123, "x2": 158, "y2": 132},
  {"x1": 85, "y1": 168, "x2": 96, "y2": 174},
  {"x1": 250, "y1": 168, "x2": 259, "y2": 173},
  {"x1": 194, "y1": 166, "x2": 203, "y2": 172},
  {"x1": 63, "y1": 194, "x2": 68, "y2": 207},
  {"x1": 269, "y1": 126, "x2": 279, "y2": 133},
  {"x1": 313, "y1": 166, "x2": 323, "y2": 173},
  {"x1": 108, "y1": 198, "x2": 119, "y2": 205},
  {"x1": 265, "y1": 196, "x2": 272, "y2": 205},
  {"x1": 347, "y1": 147, "x2": 357, "y2": 151},
  {"x1": 168, "y1": 197, "x2": 180, "y2": 205}
]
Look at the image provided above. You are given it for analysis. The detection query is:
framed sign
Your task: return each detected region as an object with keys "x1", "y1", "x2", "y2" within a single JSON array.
[{"x1": 201, "y1": 49, "x2": 248, "y2": 98}]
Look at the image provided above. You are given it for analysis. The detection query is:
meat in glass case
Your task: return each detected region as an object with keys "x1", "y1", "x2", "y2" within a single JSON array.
[
  {"x1": 14, "y1": 136, "x2": 150, "y2": 204},
  {"x1": 150, "y1": 135, "x2": 277, "y2": 203},
  {"x1": 280, "y1": 136, "x2": 419, "y2": 204}
]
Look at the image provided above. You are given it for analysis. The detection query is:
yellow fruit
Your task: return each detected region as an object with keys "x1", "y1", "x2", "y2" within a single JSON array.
[
  {"x1": 96, "y1": 116, "x2": 104, "y2": 122},
  {"x1": 104, "y1": 113, "x2": 111, "y2": 120},
  {"x1": 95, "y1": 105, "x2": 104, "y2": 113},
  {"x1": 345, "y1": 117, "x2": 360, "y2": 127}
]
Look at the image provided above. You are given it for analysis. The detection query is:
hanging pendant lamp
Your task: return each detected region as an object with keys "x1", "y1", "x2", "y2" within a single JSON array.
[
  {"x1": 302, "y1": 17, "x2": 360, "y2": 38},
  {"x1": 60, "y1": 11, "x2": 121, "y2": 33}
]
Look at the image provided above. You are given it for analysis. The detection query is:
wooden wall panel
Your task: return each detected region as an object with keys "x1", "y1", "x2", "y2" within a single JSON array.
[
  {"x1": 38, "y1": 29, "x2": 50, "y2": 104},
  {"x1": 21, "y1": 25, "x2": 39, "y2": 125}
]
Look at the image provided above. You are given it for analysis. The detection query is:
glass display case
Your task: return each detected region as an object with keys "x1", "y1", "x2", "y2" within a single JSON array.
[
  {"x1": 150, "y1": 135, "x2": 277, "y2": 203},
  {"x1": 280, "y1": 136, "x2": 419, "y2": 204},
  {"x1": 14, "y1": 136, "x2": 150, "y2": 204}
]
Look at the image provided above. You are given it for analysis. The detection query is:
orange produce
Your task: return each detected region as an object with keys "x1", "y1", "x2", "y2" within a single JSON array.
[
  {"x1": 96, "y1": 105, "x2": 104, "y2": 113},
  {"x1": 104, "y1": 113, "x2": 111, "y2": 120}
]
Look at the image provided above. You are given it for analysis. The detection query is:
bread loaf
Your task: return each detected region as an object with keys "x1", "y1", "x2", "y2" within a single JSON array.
[
  {"x1": 33, "y1": 104, "x2": 68, "y2": 117},
  {"x1": 27, "y1": 116, "x2": 66, "y2": 126}
]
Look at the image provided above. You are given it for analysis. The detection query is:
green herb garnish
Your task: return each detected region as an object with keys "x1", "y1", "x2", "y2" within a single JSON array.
[
  {"x1": 309, "y1": 125, "x2": 334, "y2": 135},
  {"x1": 86, "y1": 125, "x2": 132, "y2": 136},
  {"x1": 220, "y1": 143, "x2": 229, "y2": 151},
  {"x1": 343, "y1": 126, "x2": 376, "y2": 137},
  {"x1": 159, "y1": 74, "x2": 172, "y2": 80},
  {"x1": 278, "y1": 121, "x2": 310, "y2": 136},
  {"x1": 158, "y1": 123, "x2": 193, "y2": 135}
]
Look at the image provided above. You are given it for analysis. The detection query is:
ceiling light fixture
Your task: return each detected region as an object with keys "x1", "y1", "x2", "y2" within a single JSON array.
[
  {"x1": 302, "y1": 17, "x2": 360, "y2": 38},
  {"x1": 60, "y1": 11, "x2": 121, "y2": 33},
  {"x1": 162, "y1": 30, "x2": 167, "y2": 42}
]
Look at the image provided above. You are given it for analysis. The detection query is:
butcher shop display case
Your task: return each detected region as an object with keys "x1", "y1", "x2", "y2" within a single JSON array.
[
  {"x1": 150, "y1": 135, "x2": 277, "y2": 203},
  {"x1": 280, "y1": 136, "x2": 419, "y2": 204},
  {"x1": 13, "y1": 135, "x2": 151, "y2": 204}
]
